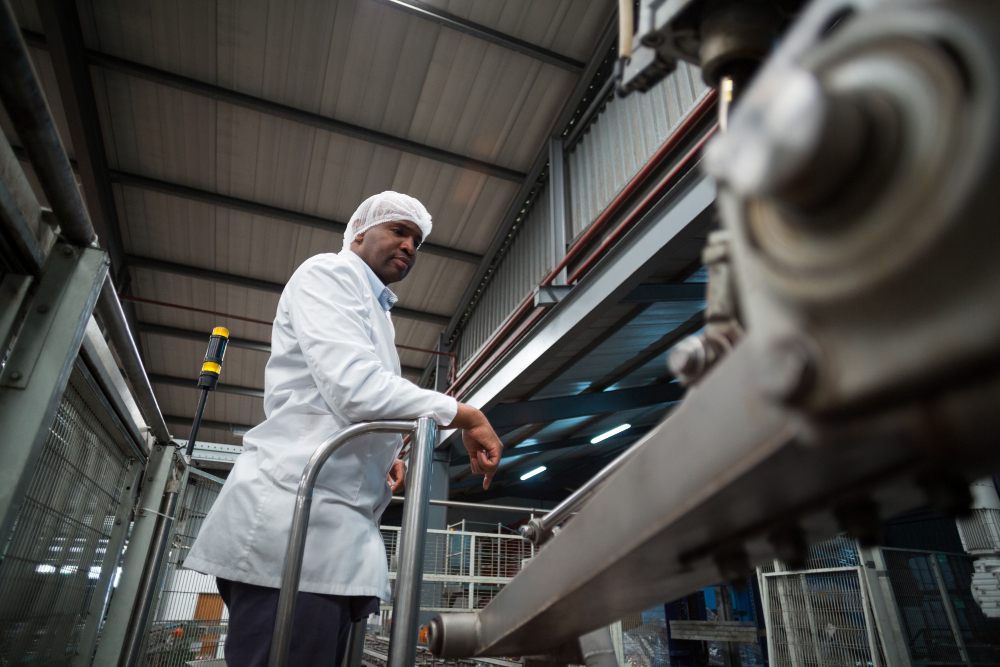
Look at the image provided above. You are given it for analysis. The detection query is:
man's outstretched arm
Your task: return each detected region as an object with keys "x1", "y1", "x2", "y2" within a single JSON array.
[{"x1": 448, "y1": 403, "x2": 503, "y2": 490}]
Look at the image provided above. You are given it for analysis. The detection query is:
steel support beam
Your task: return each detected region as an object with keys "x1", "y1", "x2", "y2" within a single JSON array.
[
  {"x1": 622, "y1": 282, "x2": 707, "y2": 303},
  {"x1": 374, "y1": 0, "x2": 585, "y2": 73},
  {"x1": 109, "y1": 169, "x2": 482, "y2": 265},
  {"x1": 486, "y1": 382, "x2": 684, "y2": 429},
  {"x1": 459, "y1": 171, "x2": 716, "y2": 411},
  {"x1": 21, "y1": 30, "x2": 524, "y2": 184},
  {"x1": 139, "y1": 321, "x2": 424, "y2": 376},
  {"x1": 150, "y1": 372, "x2": 264, "y2": 399},
  {"x1": 138, "y1": 321, "x2": 271, "y2": 354},
  {"x1": 127, "y1": 254, "x2": 451, "y2": 326},
  {"x1": 164, "y1": 413, "x2": 253, "y2": 435},
  {"x1": 36, "y1": 0, "x2": 128, "y2": 286}
]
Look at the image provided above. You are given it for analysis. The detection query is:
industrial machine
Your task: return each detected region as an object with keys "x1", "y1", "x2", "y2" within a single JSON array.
[{"x1": 429, "y1": 0, "x2": 1000, "y2": 662}]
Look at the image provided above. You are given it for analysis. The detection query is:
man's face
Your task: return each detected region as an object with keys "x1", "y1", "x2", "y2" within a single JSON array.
[{"x1": 351, "y1": 219, "x2": 423, "y2": 284}]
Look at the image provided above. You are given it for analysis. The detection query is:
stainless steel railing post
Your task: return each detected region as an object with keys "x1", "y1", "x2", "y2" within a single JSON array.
[
  {"x1": 387, "y1": 416, "x2": 437, "y2": 667},
  {"x1": 268, "y1": 419, "x2": 417, "y2": 667}
]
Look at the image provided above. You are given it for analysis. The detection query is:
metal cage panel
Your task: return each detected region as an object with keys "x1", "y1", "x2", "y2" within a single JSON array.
[
  {"x1": 761, "y1": 567, "x2": 879, "y2": 667},
  {"x1": 140, "y1": 471, "x2": 226, "y2": 666},
  {"x1": 0, "y1": 368, "x2": 137, "y2": 666}
]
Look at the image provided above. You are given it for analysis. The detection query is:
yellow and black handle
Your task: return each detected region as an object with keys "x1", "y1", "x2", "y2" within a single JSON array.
[
  {"x1": 185, "y1": 326, "x2": 230, "y2": 457},
  {"x1": 197, "y1": 326, "x2": 230, "y2": 390}
]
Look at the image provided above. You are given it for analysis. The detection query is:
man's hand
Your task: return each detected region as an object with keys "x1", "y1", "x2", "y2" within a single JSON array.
[
  {"x1": 387, "y1": 458, "x2": 406, "y2": 494},
  {"x1": 449, "y1": 403, "x2": 503, "y2": 490}
]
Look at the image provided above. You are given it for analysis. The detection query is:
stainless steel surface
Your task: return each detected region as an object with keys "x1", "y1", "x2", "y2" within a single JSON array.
[
  {"x1": 269, "y1": 420, "x2": 417, "y2": 667},
  {"x1": 704, "y1": 0, "x2": 1000, "y2": 414},
  {"x1": 433, "y1": 341, "x2": 1000, "y2": 657},
  {"x1": 387, "y1": 417, "x2": 437, "y2": 667},
  {"x1": 342, "y1": 619, "x2": 367, "y2": 667}
]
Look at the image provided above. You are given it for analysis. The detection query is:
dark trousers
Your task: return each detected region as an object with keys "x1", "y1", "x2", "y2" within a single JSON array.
[{"x1": 216, "y1": 578, "x2": 378, "y2": 666}]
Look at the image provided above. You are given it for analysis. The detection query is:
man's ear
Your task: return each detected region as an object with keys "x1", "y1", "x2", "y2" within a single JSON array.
[{"x1": 351, "y1": 233, "x2": 364, "y2": 247}]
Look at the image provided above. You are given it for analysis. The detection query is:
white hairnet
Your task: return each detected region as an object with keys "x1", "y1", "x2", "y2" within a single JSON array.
[{"x1": 342, "y1": 191, "x2": 433, "y2": 251}]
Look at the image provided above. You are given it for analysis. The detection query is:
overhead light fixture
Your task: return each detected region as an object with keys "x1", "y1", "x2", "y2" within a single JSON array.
[
  {"x1": 520, "y1": 466, "x2": 547, "y2": 481},
  {"x1": 590, "y1": 423, "x2": 631, "y2": 444}
]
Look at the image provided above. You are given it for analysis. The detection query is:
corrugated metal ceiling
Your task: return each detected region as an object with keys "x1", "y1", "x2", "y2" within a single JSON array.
[{"x1": 10, "y1": 0, "x2": 616, "y2": 447}]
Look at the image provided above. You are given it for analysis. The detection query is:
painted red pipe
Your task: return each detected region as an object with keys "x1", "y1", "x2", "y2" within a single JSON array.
[
  {"x1": 539, "y1": 91, "x2": 717, "y2": 288},
  {"x1": 568, "y1": 127, "x2": 718, "y2": 282}
]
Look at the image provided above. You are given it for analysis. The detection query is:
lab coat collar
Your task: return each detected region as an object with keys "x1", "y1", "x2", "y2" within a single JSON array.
[{"x1": 343, "y1": 250, "x2": 398, "y2": 312}]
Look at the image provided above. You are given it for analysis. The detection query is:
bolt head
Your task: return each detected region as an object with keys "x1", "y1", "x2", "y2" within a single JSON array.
[{"x1": 10, "y1": 371, "x2": 22, "y2": 381}]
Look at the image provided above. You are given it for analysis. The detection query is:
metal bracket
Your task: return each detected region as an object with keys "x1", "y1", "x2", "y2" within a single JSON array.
[
  {"x1": 533, "y1": 284, "x2": 573, "y2": 308},
  {"x1": 2, "y1": 245, "x2": 106, "y2": 388}
]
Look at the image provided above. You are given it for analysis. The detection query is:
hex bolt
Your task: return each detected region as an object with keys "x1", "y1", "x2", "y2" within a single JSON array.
[
  {"x1": 760, "y1": 336, "x2": 815, "y2": 404},
  {"x1": 10, "y1": 371, "x2": 22, "y2": 381}
]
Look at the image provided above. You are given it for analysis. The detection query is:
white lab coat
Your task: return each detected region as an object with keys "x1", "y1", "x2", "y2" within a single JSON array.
[{"x1": 184, "y1": 250, "x2": 457, "y2": 600}]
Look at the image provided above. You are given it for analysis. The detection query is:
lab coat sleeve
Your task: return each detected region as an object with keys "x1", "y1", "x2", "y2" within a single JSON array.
[{"x1": 286, "y1": 257, "x2": 458, "y2": 426}]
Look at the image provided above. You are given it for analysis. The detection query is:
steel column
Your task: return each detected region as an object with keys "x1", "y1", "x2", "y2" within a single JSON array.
[
  {"x1": 374, "y1": 0, "x2": 585, "y2": 72},
  {"x1": 547, "y1": 137, "x2": 568, "y2": 286},
  {"x1": 92, "y1": 443, "x2": 175, "y2": 666},
  {"x1": 128, "y1": 254, "x2": 451, "y2": 326},
  {"x1": 72, "y1": 461, "x2": 143, "y2": 667},
  {"x1": 387, "y1": 416, "x2": 438, "y2": 667},
  {"x1": 120, "y1": 448, "x2": 189, "y2": 667}
]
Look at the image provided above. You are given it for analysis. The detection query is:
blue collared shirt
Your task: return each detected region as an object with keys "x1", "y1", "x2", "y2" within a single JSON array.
[{"x1": 350, "y1": 251, "x2": 398, "y2": 312}]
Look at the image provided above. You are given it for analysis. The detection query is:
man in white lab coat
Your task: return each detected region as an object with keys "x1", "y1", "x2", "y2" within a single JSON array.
[{"x1": 185, "y1": 191, "x2": 503, "y2": 666}]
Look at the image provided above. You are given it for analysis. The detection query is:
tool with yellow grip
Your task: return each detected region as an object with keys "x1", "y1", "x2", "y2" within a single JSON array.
[{"x1": 185, "y1": 327, "x2": 230, "y2": 458}]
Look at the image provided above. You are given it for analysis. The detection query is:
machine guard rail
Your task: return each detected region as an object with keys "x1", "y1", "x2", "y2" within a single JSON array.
[{"x1": 269, "y1": 417, "x2": 438, "y2": 667}]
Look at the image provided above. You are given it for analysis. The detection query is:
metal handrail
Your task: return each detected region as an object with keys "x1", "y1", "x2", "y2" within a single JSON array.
[{"x1": 269, "y1": 417, "x2": 438, "y2": 667}]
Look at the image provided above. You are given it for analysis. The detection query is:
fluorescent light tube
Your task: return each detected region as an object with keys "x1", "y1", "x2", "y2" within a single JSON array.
[
  {"x1": 590, "y1": 423, "x2": 631, "y2": 444},
  {"x1": 520, "y1": 466, "x2": 547, "y2": 481}
]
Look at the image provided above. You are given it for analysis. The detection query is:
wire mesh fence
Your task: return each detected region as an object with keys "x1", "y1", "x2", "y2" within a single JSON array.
[
  {"x1": 140, "y1": 470, "x2": 226, "y2": 666},
  {"x1": 0, "y1": 369, "x2": 136, "y2": 666},
  {"x1": 761, "y1": 567, "x2": 878, "y2": 667},
  {"x1": 881, "y1": 548, "x2": 1000, "y2": 665},
  {"x1": 381, "y1": 525, "x2": 535, "y2": 616}
]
